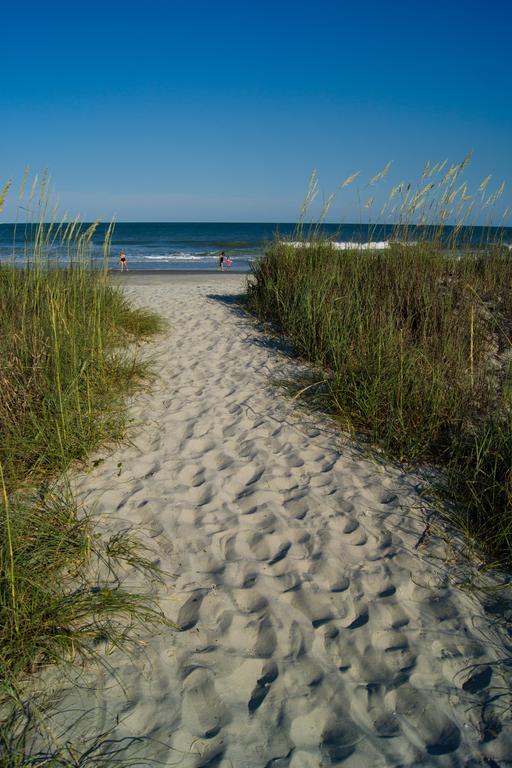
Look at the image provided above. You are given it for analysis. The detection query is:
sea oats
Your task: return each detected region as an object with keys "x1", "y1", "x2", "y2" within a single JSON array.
[
  {"x1": 428, "y1": 161, "x2": 440, "y2": 177},
  {"x1": 411, "y1": 197, "x2": 426, "y2": 212},
  {"x1": 61, "y1": 220, "x2": 72, "y2": 243},
  {"x1": 369, "y1": 160, "x2": 393, "y2": 186},
  {"x1": 82, "y1": 220, "x2": 100, "y2": 244},
  {"x1": 478, "y1": 175, "x2": 492, "y2": 193},
  {"x1": 38, "y1": 169, "x2": 50, "y2": 203},
  {"x1": 49, "y1": 215, "x2": 69, "y2": 250},
  {"x1": 339, "y1": 171, "x2": 360, "y2": 189},
  {"x1": 66, "y1": 214, "x2": 81, "y2": 243},
  {"x1": 400, "y1": 188, "x2": 412, "y2": 211},
  {"x1": 18, "y1": 166, "x2": 29, "y2": 202},
  {"x1": 442, "y1": 164, "x2": 459, "y2": 184},
  {"x1": 28, "y1": 174, "x2": 39, "y2": 203},
  {"x1": 0, "y1": 180, "x2": 12, "y2": 214},
  {"x1": 455, "y1": 201, "x2": 465, "y2": 218},
  {"x1": 483, "y1": 183, "x2": 504, "y2": 208},
  {"x1": 458, "y1": 151, "x2": 473, "y2": 175},
  {"x1": 495, "y1": 181, "x2": 506, "y2": 199},
  {"x1": 418, "y1": 182, "x2": 435, "y2": 198},
  {"x1": 299, "y1": 169, "x2": 319, "y2": 225}
]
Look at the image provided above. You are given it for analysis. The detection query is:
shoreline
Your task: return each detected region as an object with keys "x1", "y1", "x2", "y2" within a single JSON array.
[
  {"x1": 111, "y1": 269, "x2": 250, "y2": 275},
  {"x1": 110, "y1": 270, "x2": 250, "y2": 285}
]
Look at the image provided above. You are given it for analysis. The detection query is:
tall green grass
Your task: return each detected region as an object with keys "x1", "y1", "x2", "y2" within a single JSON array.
[
  {"x1": 0, "y1": 263, "x2": 165, "y2": 683},
  {"x1": 0, "y1": 177, "x2": 167, "y2": 761},
  {"x1": 247, "y1": 157, "x2": 512, "y2": 567},
  {"x1": 0, "y1": 264, "x2": 161, "y2": 486},
  {"x1": 248, "y1": 242, "x2": 512, "y2": 564}
]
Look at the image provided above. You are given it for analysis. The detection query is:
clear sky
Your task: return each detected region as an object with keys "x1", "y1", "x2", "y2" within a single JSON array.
[{"x1": 2, "y1": 0, "x2": 511, "y2": 222}]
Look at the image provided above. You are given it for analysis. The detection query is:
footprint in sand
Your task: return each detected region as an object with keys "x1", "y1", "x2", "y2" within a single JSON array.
[
  {"x1": 225, "y1": 464, "x2": 266, "y2": 496},
  {"x1": 177, "y1": 589, "x2": 207, "y2": 630},
  {"x1": 248, "y1": 661, "x2": 279, "y2": 713},
  {"x1": 181, "y1": 668, "x2": 230, "y2": 738}
]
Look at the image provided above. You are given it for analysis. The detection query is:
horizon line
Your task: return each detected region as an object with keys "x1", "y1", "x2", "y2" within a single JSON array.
[{"x1": 0, "y1": 221, "x2": 510, "y2": 228}]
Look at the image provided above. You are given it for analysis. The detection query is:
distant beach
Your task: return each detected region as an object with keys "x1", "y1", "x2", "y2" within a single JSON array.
[{"x1": 1, "y1": 222, "x2": 511, "y2": 273}]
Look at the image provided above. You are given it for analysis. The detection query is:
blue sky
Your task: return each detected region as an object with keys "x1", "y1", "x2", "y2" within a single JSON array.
[{"x1": 1, "y1": 0, "x2": 511, "y2": 222}]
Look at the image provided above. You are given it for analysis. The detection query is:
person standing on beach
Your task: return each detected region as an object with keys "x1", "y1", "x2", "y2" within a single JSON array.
[
  {"x1": 226, "y1": 256, "x2": 232, "y2": 270},
  {"x1": 119, "y1": 251, "x2": 128, "y2": 272},
  {"x1": 218, "y1": 251, "x2": 225, "y2": 271}
]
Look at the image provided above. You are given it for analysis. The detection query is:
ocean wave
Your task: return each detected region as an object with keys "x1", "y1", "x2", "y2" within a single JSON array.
[
  {"x1": 142, "y1": 252, "x2": 213, "y2": 262},
  {"x1": 286, "y1": 240, "x2": 391, "y2": 250},
  {"x1": 333, "y1": 241, "x2": 390, "y2": 250}
]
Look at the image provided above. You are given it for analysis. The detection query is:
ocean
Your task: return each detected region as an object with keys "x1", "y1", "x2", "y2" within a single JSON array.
[{"x1": 0, "y1": 222, "x2": 510, "y2": 272}]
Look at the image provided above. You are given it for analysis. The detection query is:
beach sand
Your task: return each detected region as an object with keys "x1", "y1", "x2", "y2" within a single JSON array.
[{"x1": 48, "y1": 273, "x2": 511, "y2": 766}]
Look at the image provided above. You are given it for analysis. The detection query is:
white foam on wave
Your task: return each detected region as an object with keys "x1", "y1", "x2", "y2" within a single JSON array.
[
  {"x1": 334, "y1": 240, "x2": 389, "y2": 250},
  {"x1": 286, "y1": 240, "x2": 390, "y2": 250},
  {"x1": 143, "y1": 252, "x2": 211, "y2": 262}
]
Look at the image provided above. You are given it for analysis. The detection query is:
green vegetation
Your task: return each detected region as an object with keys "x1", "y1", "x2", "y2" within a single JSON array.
[
  {"x1": 0, "y1": 265, "x2": 162, "y2": 486},
  {"x1": 247, "y1": 158, "x2": 512, "y2": 568},
  {"x1": 0, "y1": 178, "x2": 166, "y2": 762},
  {"x1": 247, "y1": 241, "x2": 512, "y2": 566}
]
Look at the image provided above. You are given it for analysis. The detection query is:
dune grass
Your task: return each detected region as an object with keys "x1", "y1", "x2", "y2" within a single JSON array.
[
  {"x1": 247, "y1": 240, "x2": 512, "y2": 567},
  {"x1": 0, "y1": 204, "x2": 166, "y2": 761},
  {"x1": 0, "y1": 264, "x2": 163, "y2": 485},
  {"x1": 247, "y1": 156, "x2": 512, "y2": 567},
  {"x1": 0, "y1": 261, "x2": 166, "y2": 675},
  {"x1": 0, "y1": 265, "x2": 162, "y2": 485}
]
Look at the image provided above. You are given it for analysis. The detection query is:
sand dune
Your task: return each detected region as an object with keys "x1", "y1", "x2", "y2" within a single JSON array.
[{"x1": 52, "y1": 274, "x2": 510, "y2": 766}]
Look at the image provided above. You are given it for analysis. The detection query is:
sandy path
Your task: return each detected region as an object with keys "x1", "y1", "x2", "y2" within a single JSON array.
[{"x1": 59, "y1": 274, "x2": 510, "y2": 767}]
